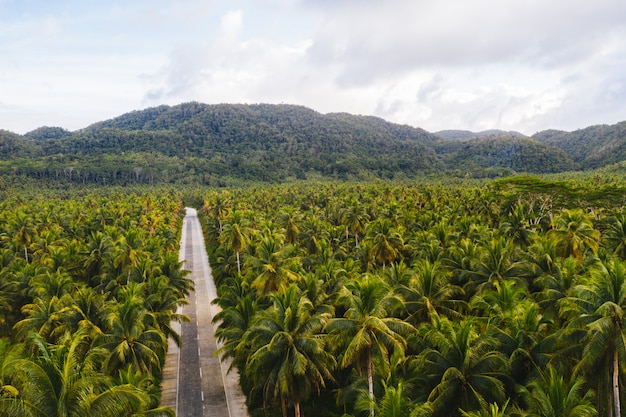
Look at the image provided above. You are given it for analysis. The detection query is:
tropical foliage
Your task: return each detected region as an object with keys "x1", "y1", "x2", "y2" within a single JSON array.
[
  {"x1": 0, "y1": 186, "x2": 191, "y2": 416},
  {"x1": 204, "y1": 177, "x2": 626, "y2": 417}
]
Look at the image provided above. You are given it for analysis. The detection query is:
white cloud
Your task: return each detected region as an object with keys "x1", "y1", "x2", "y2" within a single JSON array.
[{"x1": 1, "y1": 0, "x2": 626, "y2": 134}]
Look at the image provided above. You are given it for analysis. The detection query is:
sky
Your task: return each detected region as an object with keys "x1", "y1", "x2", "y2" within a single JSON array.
[{"x1": 1, "y1": 0, "x2": 625, "y2": 136}]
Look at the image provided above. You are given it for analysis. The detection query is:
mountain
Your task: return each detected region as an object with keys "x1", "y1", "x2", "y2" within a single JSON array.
[
  {"x1": 437, "y1": 135, "x2": 575, "y2": 175},
  {"x1": 533, "y1": 121, "x2": 626, "y2": 169},
  {"x1": 0, "y1": 103, "x2": 443, "y2": 183},
  {"x1": 0, "y1": 102, "x2": 621, "y2": 184},
  {"x1": 435, "y1": 129, "x2": 526, "y2": 140}
]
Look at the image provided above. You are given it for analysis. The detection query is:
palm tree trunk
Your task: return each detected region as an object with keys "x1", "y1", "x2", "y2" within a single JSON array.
[
  {"x1": 281, "y1": 396, "x2": 287, "y2": 417},
  {"x1": 294, "y1": 402, "x2": 301, "y2": 417},
  {"x1": 614, "y1": 348, "x2": 621, "y2": 417},
  {"x1": 368, "y1": 345, "x2": 374, "y2": 417},
  {"x1": 236, "y1": 251, "x2": 241, "y2": 274},
  {"x1": 23, "y1": 244, "x2": 29, "y2": 262}
]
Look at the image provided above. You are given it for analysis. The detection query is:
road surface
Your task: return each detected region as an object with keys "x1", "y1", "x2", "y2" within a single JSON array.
[{"x1": 161, "y1": 208, "x2": 248, "y2": 417}]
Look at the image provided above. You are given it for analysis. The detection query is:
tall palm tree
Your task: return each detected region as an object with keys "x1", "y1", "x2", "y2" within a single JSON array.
[
  {"x1": 418, "y1": 317, "x2": 508, "y2": 417},
  {"x1": 605, "y1": 212, "x2": 626, "y2": 260},
  {"x1": 2, "y1": 332, "x2": 154, "y2": 417},
  {"x1": 246, "y1": 232, "x2": 300, "y2": 296},
  {"x1": 326, "y1": 275, "x2": 414, "y2": 417},
  {"x1": 213, "y1": 279, "x2": 258, "y2": 371},
  {"x1": 366, "y1": 219, "x2": 404, "y2": 268},
  {"x1": 468, "y1": 237, "x2": 527, "y2": 294},
  {"x1": 559, "y1": 258, "x2": 626, "y2": 417},
  {"x1": 343, "y1": 201, "x2": 370, "y2": 248},
  {"x1": 399, "y1": 259, "x2": 464, "y2": 325},
  {"x1": 244, "y1": 285, "x2": 335, "y2": 417},
  {"x1": 221, "y1": 211, "x2": 251, "y2": 274},
  {"x1": 548, "y1": 209, "x2": 600, "y2": 262},
  {"x1": 10, "y1": 211, "x2": 36, "y2": 263},
  {"x1": 524, "y1": 366, "x2": 597, "y2": 417},
  {"x1": 80, "y1": 231, "x2": 112, "y2": 291},
  {"x1": 98, "y1": 295, "x2": 166, "y2": 376}
]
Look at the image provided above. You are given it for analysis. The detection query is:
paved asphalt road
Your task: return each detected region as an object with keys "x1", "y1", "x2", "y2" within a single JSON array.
[{"x1": 161, "y1": 208, "x2": 248, "y2": 417}]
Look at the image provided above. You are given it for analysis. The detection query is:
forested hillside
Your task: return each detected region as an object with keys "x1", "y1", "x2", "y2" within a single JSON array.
[
  {"x1": 434, "y1": 129, "x2": 526, "y2": 140},
  {"x1": 533, "y1": 121, "x2": 626, "y2": 169},
  {"x1": 0, "y1": 102, "x2": 625, "y2": 184},
  {"x1": 436, "y1": 135, "x2": 575, "y2": 176}
]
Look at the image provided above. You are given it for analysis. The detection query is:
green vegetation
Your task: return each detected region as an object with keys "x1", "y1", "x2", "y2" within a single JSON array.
[
  {"x1": 200, "y1": 177, "x2": 626, "y2": 417},
  {"x1": 3, "y1": 103, "x2": 626, "y2": 416},
  {"x1": 4, "y1": 103, "x2": 625, "y2": 184},
  {"x1": 533, "y1": 121, "x2": 626, "y2": 169},
  {"x1": 0, "y1": 186, "x2": 191, "y2": 416}
]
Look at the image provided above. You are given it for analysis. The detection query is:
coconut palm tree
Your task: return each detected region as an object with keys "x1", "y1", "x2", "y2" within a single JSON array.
[
  {"x1": 246, "y1": 232, "x2": 300, "y2": 296},
  {"x1": 418, "y1": 317, "x2": 508, "y2": 417},
  {"x1": 559, "y1": 258, "x2": 626, "y2": 417},
  {"x1": 366, "y1": 219, "x2": 404, "y2": 268},
  {"x1": 2, "y1": 331, "x2": 153, "y2": 417},
  {"x1": 221, "y1": 211, "x2": 251, "y2": 274},
  {"x1": 326, "y1": 275, "x2": 415, "y2": 417},
  {"x1": 244, "y1": 285, "x2": 335, "y2": 417},
  {"x1": 399, "y1": 259, "x2": 464, "y2": 325},
  {"x1": 604, "y1": 212, "x2": 626, "y2": 260},
  {"x1": 343, "y1": 201, "x2": 370, "y2": 248},
  {"x1": 98, "y1": 295, "x2": 166, "y2": 376},
  {"x1": 524, "y1": 366, "x2": 597, "y2": 417},
  {"x1": 548, "y1": 209, "x2": 600, "y2": 262}
]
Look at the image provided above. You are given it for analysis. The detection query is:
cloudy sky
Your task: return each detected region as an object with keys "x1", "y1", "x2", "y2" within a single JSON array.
[{"x1": 1, "y1": 0, "x2": 625, "y2": 135}]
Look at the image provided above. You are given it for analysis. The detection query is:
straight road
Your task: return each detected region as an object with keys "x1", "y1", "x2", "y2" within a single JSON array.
[{"x1": 161, "y1": 208, "x2": 248, "y2": 417}]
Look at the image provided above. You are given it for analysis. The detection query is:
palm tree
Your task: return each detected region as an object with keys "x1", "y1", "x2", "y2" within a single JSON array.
[
  {"x1": 605, "y1": 212, "x2": 626, "y2": 260},
  {"x1": 98, "y1": 295, "x2": 166, "y2": 376},
  {"x1": 213, "y1": 278, "x2": 258, "y2": 371},
  {"x1": 2, "y1": 331, "x2": 154, "y2": 416},
  {"x1": 418, "y1": 317, "x2": 508, "y2": 417},
  {"x1": 399, "y1": 259, "x2": 464, "y2": 325},
  {"x1": 559, "y1": 258, "x2": 626, "y2": 417},
  {"x1": 343, "y1": 201, "x2": 370, "y2": 248},
  {"x1": 524, "y1": 366, "x2": 597, "y2": 417},
  {"x1": 244, "y1": 285, "x2": 335, "y2": 417},
  {"x1": 461, "y1": 400, "x2": 511, "y2": 417},
  {"x1": 112, "y1": 228, "x2": 148, "y2": 285},
  {"x1": 356, "y1": 381, "x2": 412, "y2": 417},
  {"x1": 548, "y1": 209, "x2": 600, "y2": 262},
  {"x1": 326, "y1": 275, "x2": 415, "y2": 417},
  {"x1": 468, "y1": 237, "x2": 527, "y2": 294},
  {"x1": 500, "y1": 203, "x2": 535, "y2": 248},
  {"x1": 81, "y1": 231, "x2": 113, "y2": 290},
  {"x1": 366, "y1": 219, "x2": 404, "y2": 268},
  {"x1": 246, "y1": 232, "x2": 300, "y2": 296},
  {"x1": 10, "y1": 211, "x2": 35, "y2": 262},
  {"x1": 221, "y1": 211, "x2": 251, "y2": 274}
]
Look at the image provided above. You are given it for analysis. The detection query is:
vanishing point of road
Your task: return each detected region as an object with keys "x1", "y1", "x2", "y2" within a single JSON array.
[{"x1": 161, "y1": 208, "x2": 248, "y2": 417}]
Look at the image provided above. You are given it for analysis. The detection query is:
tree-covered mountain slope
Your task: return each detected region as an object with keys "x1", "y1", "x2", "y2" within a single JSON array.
[
  {"x1": 0, "y1": 102, "x2": 622, "y2": 183},
  {"x1": 436, "y1": 135, "x2": 575, "y2": 176},
  {"x1": 533, "y1": 121, "x2": 626, "y2": 169},
  {"x1": 434, "y1": 129, "x2": 526, "y2": 140}
]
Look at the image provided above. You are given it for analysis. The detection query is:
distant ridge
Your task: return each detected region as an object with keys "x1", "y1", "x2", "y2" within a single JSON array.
[
  {"x1": 0, "y1": 102, "x2": 624, "y2": 184},
  {"x1": 435, "y1": 129, "x2": 527, "y2": 140}
]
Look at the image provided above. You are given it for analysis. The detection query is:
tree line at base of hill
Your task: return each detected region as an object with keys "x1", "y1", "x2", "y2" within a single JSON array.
[{"x1": 3, "y1": 102, "x2": 625, "y2": 184}]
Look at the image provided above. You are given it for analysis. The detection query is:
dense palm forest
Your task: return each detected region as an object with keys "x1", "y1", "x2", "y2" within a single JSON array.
[
  {"x1": 2, "y1": 102, "x2": 626, "y2": 417},
  {"x1": 200, "y1": 177, "x2": 626, "y2": 417},
  {"x1": 0, "y1": 186, "x2": 192, "y2": 416},
  {"x1": 2, "y1": 173, "x2": 626, "y2": 416}
]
